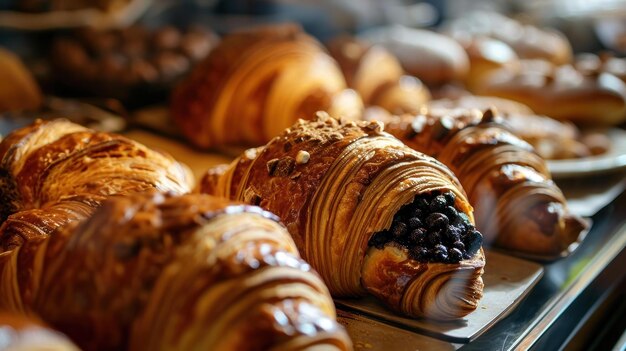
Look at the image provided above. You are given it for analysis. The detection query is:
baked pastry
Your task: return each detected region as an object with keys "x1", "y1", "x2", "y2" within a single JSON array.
[
  {"x1": 199, "y1": 114, "x2": 485, "y2": 320},
  {"x1": 327, "y1": 36, "x2": 430, "y2": 114},
  {"x1": 454, "y1": 36, "x2": 520, "y2": 93},
  {"x1": 428, "y1": 96, "x2": 607, "y2": 159},
  {"x1": 50, "y1": 25, "x2": 218, "y2": 106},
  {"x1": 576, "y1": 52, "x2": 626, "y2": 83},
  {"x1": 0, "y1": 118, "x2": 192, "y2": 224},
  {"x1": 0, "y1": 192, "x2": 351, "y2": 350},
  {"x1": 0, "y1": 47, "x2": 42, "y2": 113},
  {"x1": 0, "y1": 312, "x2": 79, "y2": 350},
  {"x1": 378, "y1": 107, "x2": 588, "y2": 256},
  {"x1": 171, "y1": 24, "x2": 362, "y2": 149},
  {"x1": 475, "y1": 60, "x2": 626, "y2": 126},
  {"x1": 445, "y1": 11, "x2": 572, "y2": 65},
  {"x1": 361, "y1": 26, "x2": 470, "y2": 87}
]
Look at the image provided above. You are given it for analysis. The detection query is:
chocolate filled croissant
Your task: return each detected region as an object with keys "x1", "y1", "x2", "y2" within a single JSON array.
[
  {"x1": 0, "y1": 312, "x2": 79, "y2": 351},
  {"x1": 199, "y1": 115, "x2": 485, "y2": 320},
  {"x1": 327, "y1": 36, "x2": 430, "y2": 114},
  {"x1": 1, "y1": 192, "x2": 350, "y2": 351},
  {"x1": 379, "y1": 107, "x2": 588, "y2": 256},
  {"x1": 171, "y1": 24, "x2": 363, "y2": 149}
]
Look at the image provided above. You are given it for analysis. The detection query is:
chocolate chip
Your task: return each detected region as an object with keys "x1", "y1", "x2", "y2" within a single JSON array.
[
  {"x1": 391, "y1": 222, "x2": 407, "y2": 238},
  {"x1": 444, "y1": 192, "x2": 456, "y2": 205},
  {"x1": 411, "y1": 247, "x2": 428, "y2": 260},
  {"x1": 444, "y1": 206, "x2": 458, "y2": 219},
  {"x1": 449, "y1": 248, "x2": 463, "y2": 262},
  {"x1": 428, "y1": 230, "x2": 441, "y2": 246},
  {"x1": 465, "y1": 230, "x2": 483, "y2": 256},
  {"x1": 408, "y1": 228, "x2": 426, "y2": 244},
  {"x1": 433, "y1": 245, "x2": 448, "y2": 261},
  {"x1": 412, "y1": 208, "x2": 423, "y2": 219},
  {"x1": 415, "y1": 198, "x2": 429, "y2": 210},
  {"x1": 452, "y1": 241, "x2": 465, "y2": 251},
  {"x1": 444, "y1": 226, "x2": 462, "y2": 243},
  {"x1": 408, "y1": 217, "x2": 422, "y2": 229},
  {"x1": 456, "y1": 212, "x2": 472, "y2": 228},
  {"x1": 426, "y1": 213, "x2": 449, "y2": 230},
  {"x1": 430, "y1": 195, "x2": 447, "y2": 212}
]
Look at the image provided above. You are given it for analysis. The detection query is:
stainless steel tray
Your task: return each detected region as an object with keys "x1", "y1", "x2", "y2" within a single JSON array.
[{"x1": 336, "y1": 250, "x2": 543, "y2": 344}]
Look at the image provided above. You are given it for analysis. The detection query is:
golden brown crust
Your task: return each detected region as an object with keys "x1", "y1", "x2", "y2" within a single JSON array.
[
  {"x1": 475, "y1": 61, "x2": 626, "y2": 125},
  {"x1": 0, "y1": 119, "x2": 193, "y2": 222},
  {"x1": 171, "y1": 24, "x2": 358, "y2": 149},
  {"x1": 327, "y1": 36, "x2": 430, "y2": 114},
  {"x1": 446, "y1": 12, "x2": 572, "y2": 66},
  {"x1": 427, "y1": 96, "x2": 596, "y2": 159},
  {"x1": 380, "y1": 108, "x2": 588, "y2": 255},
  {"x1": 199, "y1": 114, "x2": 484, "y2": 320},
  {"x1": 362, "y1": 26, "x2": 470, "y2": 87},
  {"x1": 22, "y1": 193, "x2": 350, "y2": 350}
]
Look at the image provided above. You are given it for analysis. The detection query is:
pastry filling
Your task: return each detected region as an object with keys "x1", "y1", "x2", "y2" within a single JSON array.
[{"x1": 368, "y1": 191, "x2": 482, "y2": 263}]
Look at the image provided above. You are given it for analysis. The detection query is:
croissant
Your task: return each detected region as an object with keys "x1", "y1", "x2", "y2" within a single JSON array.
[
  {"x1": 428, "y1": 96, "x2": 600, "y2": 159},
  {"x1": 0, "y1": 118, "x2": 193, "y2": 223},
  {"x1": 199, "y1": 114, "x2": 485, "y2": 320},
  {"x1": 0, "y1": 312, "x2": 79, "y2": 350},
  {"x1": 475, "y1": 60, "x2": 626, "y2": 126},
  {"x1": 379, "y1": 107, "x2": 588, "y2": 256},
  {"x1": 0, "y1": 192, "x2": 350, "y2": 350},
  {"x1": 171, "y1": 23, "x2": 363, "y2": 149},
  {"x1": 326, "y1": 36, "x2": 430, "y2": 114}
]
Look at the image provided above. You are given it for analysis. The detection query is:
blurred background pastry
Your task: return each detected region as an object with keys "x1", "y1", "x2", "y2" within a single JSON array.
[
  {"x1": 326, "y1": 35, "x2": 430, "y2": 114},
  {"x1": 0, "y1": 46, "x2": 42, "y2": 112},
  {"x1": 474, "y1": 59, "x2": 626, "y2": 126},
  {"x1": 444, "y1": 11, "x2": 573, "y2": 66},
  {"x1": 171, "y1": 23, "x2": 362, "y2": 149},
  {"x1": 50, "y1": 24, "x2": 218, "y2": 107}
]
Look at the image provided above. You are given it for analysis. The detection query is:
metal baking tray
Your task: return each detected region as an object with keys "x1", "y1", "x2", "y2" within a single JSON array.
[{"x1": 336, "y1": 250, "x2": 543, "y2": 344}]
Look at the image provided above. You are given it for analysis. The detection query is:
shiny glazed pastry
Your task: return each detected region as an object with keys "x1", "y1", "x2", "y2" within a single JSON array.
[
  {"x1": 380, "y1": 107, "x2": 588, "y2": 256},
  {"x1": 455, "y1": 36, "x2": 520, "y2": 93},
  {"x1": 327, "y1": 36, "x2": 430, "y2": 114},
  {"x1": 199, "y1": 114, "x2": 485, "y2": 320},
  {"x1": 445, "y1": 11, "x2": 572, "y2": 65},
  {"x1": 0, "y1": 119, "x2": 192, "y2": 224},
  {"x1": 476, "y1": 60, "x2": 626, "y2": 126},
  {"x1": 0, "y1": 192, "x2": 351, "y2": 351},
  {"x1": 0, "y1": 312, "x2": 79, "y2": 351},
  {"x1": 361, "y1": 26, "x2": 470, "y2": 87},
  {"x1": 171, "y1": 24, "x2": 362, "y2": 149},
  {"x1": 428, "y1": 96, "x2": 606, "y2": 159}
]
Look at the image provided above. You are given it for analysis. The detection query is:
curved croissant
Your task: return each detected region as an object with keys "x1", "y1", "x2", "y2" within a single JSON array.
[
  {"x1": 0, "y1": 312, "x2": 79, "y2": 351},
  {"x1": 199, "y1": 115, "x2": 485, "y2": 320},
  {"x1": 171, "y1": 24, "x2": 363, "y2": 149},
  {"x1": 1, "y1": 192, "x2": 350, "y2": 351},
  {"x1": 327, "y1": 36, "x2": 430, "y2": 114},
  {"x1": 0, "y1": 118, "x2": 193, "y2": 224},
  {"x1": 380, "y1": 107, "x2": 588, "y2": 256},
  {"x1": 0, "y1": 118, "x2": 193, "y2": 311}
]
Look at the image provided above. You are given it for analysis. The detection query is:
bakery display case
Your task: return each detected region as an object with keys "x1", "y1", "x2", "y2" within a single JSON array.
[{"x1": 1, "y1": 1, "x2": 625, "y2": 350}]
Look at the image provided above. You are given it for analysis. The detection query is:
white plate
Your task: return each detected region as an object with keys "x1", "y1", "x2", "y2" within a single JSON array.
[{"x1": 548, "y1": 128, "x2": 626, "y2": 179}]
